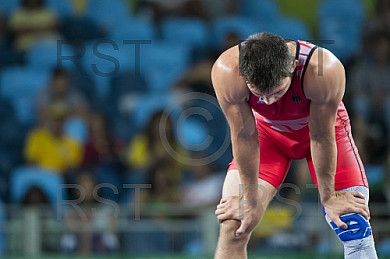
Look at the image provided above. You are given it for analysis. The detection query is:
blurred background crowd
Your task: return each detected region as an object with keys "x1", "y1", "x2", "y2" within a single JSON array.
[{"x1": 0, "y1": 0, "x2": 389, "y2": 257}]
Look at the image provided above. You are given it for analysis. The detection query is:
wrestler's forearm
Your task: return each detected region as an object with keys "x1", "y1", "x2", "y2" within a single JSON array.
[
  {"x1": 310, "y1": 136, "x2": 337, "y2": 203},
  {"x1": 232, "y1": 130, "x2": 260, "y2": 200}
]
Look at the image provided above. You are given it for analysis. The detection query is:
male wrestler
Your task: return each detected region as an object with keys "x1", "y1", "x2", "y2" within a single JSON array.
[{"x1": 211, "y1": 32, "x2": 378, "y2": 258}]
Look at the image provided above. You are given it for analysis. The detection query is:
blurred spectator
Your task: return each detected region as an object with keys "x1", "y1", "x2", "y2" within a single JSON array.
[
  {"x1": 366, "y1": 0, "x2": 390, "y2": 34},
  {"x1": 175, "y1": 59, "x2": 215, "y2": 95},
  {"x1": 24, "y1": 101, "x2": 82, "y2": 174},
  {"x1": 145, "y1": 159, "x2": 182, "y2": 204},
  {"x1": 181, "y1": 161, "x2": 224, "y2": 208},
  {"x1": 352, "y1": 114, "x2": 388, "y2": 166},
  {"x1": 221, "y1": 31, "x2": 241, "y2": 51},
  {"x1": 72, "y1": 0, "x2": 89, "y2": 16},
  {"x1": 349, "y1": 30, "x2": 390, "y2": 121},
  {"x1": 175, "y1": 31, "x2": 240, "y2": 95},
  {"x1": 82, "y1": 112, "x2": 123, "y2": 170},
  {"x1": 143, "y1": 0, "x2": 206, "y2": 23},
  {"x1": 350, "y1": 116, "x2": 369, "y2": 164},
  {"x1": 81, "y1": 112, "x2": 125, "y2": 201},
  {"x1": 38, "y1": 67, "x2": 89, "y2": 124},
  {"x1": 8, "y1": 0, "x2": 61, "y2": 52},
  {"x1": 126, "y1": 110, "x2": 187, "y2": 178},
  {"x1": 199, "y1": 0, "x2": 239, "y2": 19},
  {"x1": 61, "y1": 172, "x2": 119, "y2": 254},
  {"x1": 21, "y1": 186, "x2": 49, "y2": 205}
]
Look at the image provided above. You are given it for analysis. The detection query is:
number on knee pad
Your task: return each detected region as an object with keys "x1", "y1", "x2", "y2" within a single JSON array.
[{"x1": 329, "y1": 213, "x2": 372, "y2": 242}]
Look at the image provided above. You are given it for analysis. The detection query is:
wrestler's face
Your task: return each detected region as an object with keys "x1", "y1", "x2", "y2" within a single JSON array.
[{"x1": 247, "y1": 76, "x2": 292, "y2": 105}]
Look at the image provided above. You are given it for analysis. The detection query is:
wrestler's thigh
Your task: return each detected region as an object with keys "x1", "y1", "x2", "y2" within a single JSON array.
[{"x1": 221, "y1": 169, "x2": 277, "y2": 207}]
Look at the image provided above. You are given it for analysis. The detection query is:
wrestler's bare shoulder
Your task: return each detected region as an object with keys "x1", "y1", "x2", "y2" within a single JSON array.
[
  {"x1": 304, "y1": 47, "x2": 345, "y2": 102},
  {"x1": 212, "y1": 45, "x2": 240, "y2": 77},
  {"x1": 211, "y1": 46, "x2": 249, "y2": 102}
]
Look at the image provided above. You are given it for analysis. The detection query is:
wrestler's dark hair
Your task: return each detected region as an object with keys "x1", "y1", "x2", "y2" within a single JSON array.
[{"x1": 239, "y1": 32, "x2": 294, "y2": 93}]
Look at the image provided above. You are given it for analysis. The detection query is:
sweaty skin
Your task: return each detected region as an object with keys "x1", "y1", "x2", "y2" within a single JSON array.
[{"x1": 211, "y1": 43, "x2": 370, "y2": 235}]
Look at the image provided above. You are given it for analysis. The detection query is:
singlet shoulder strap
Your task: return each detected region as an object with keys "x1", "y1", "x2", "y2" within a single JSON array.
[
  {"x1": 293, "y1": 40, "x2": 300, "y2": 60},
  {"x1": 300, "y1": 42, "x2": 318, "y2": 96}
]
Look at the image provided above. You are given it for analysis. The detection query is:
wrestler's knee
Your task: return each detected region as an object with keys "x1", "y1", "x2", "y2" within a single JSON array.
[
  {"x1": 329, "y1": 213, "x2": 372, "y2": 242},
  {"x1": 219, "y1": 219, "x2": 251, "y2": 246},
  {"x1": 328, "y1": 213, "x2": 377, "y2": 258}
]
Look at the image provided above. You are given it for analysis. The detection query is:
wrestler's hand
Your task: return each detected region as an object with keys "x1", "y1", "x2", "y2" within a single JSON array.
[
  {"x1": 215, "y1": 196, "x2": 262, "y2": 237},
  {"x1": 323, "y1": 191, "x2": 370, "y2": 229}
]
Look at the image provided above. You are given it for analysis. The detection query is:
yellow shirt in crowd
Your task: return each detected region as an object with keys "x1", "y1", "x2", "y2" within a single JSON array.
[
  {"x1": 9, "y1": 8, "x2": 59, "y2": 51},
  {"x1": 24, "y1": 127, "x2": 82, "y2": 173}
]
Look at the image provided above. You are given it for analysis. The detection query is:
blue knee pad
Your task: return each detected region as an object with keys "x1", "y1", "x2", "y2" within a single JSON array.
[
  {"x1": 322, "y1": 206, "x2": 372, "y2": 242},
  {"x1": 329, "y1": 213, "x2": 372, "y2": 242}
]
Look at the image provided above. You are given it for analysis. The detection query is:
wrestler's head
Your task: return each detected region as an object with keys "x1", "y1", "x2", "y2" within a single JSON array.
[{"x1": 239, "y1": 32, "x2": 297, "y2": 105}]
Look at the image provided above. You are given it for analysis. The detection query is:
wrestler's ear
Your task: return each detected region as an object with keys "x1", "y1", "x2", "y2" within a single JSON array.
[{"x1": 291, "y1": 59, "x2": 298, "y2": 73}]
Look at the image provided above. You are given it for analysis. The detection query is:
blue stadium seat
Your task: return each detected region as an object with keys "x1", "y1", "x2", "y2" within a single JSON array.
[
  {"x1": 240, "y1": 0, "x2": 280, "y2": 21},
  {"x1": 110, "y1": 71, "x2": 147, "y2": 97},
  {"x1": 319, "y1": 20, "x2": 361, "y2": 61},
  {"x1": 0, "y1": 42, "x2": 18, "y2": 70},
  {"x1": 10, "y1": 166, "x2": 66, "y2": 207},
  {"x1": 46, "y1": 0, "x2": 73, "y2": 18},
  {"x1": 28, "y1": 39, "x2": 76, "y2": 71},
  {"x1": 111, "y1": 113, "x2": 136, "y2": 142},
  {"x1": 81, "y1": 40, "x2": 135, "y2": 96},
  {"x1": 0, "y1": 66, "x2": 50, "y2": 124},
  {"x1": 0, "y1": 99, "x2": 25, "y2": 183},
  {"x1": 365, "y1": 165, "x2": 385, "y2": 186},
  {"x1": 319, "y1": 0, "x2": 364, "y2": 26},
  {"x1": 86, "y1": 0, "x2": 131, "y2": 30},
  {"x1": 82, "y1": 41, "x2": 189, "y2": 95},
  {"x1": 68, "y1": 71, "x2": 98, "y2": 108},
  {"x1": 110, "y1": 17, "x2": 155, "y2": 41},
  {"x1": 0, "y1": 0, "x2": 19, "y2": 17},
  {"x1": 61, "y1": 17, "x2": 106, "y2": 42},
  {"x1": 161, "y1": 18, "x2": 209, "y2": 49},
  {"x1": 188, "y1": 96, "x2": 231, "y2": 167},
  {"x1": 144, "y1": 67, "x2": 183, "y2": 93},
  {"x1": 0, "y1": 98, "x2": 15, "y2": 122},
  {"x1": 378, "y1": 238, "x2": 390, "y2": 255},
  {"x1": 0, "y1": 66, "x2": 50, "y2": 99},
  {"x1": 130, "y1": 94, "x2": 174, "y2": 130},
  {"x1": 180, "y1": 117, "x2": 209, "y2": 149},
  {"x1": 65, "y1": 117, "x2": 89, "y2": 144},
  {"x1": 0, "y1": 99, "x2": 25, "y2": 152},
  {"x1": 318, "y1": 0, "x2": 364, "y2": 61},
  {"x1": 212, "y1": 17, "x2": 260, "y2": 48},
  {"x1": 95, "y1": 167, "x2": 121, "y2": 202},
  {"x1": 140, "y1": 42, "x2": 191, "y2": 75},
  {"x1": 108, "y1": 72, "x2": 147, "y2": 118},
  {"x1": 271, "y1": 17, "x2": 311, "y2": 40},
  {"x1": 0, "y1": 147, "x2": 14, "y2": 198}
]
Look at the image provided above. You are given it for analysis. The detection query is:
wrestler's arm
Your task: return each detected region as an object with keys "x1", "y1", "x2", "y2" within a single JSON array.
[
  {"x1": 211, "y1": 46, "x2": 262, "y2": 236},
  {"x1": 305, "y1": 48, "x2": 370, "y2": 228},
  {"x1": 211, "y1": 47, "x2": 259, "y2": 194}
]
